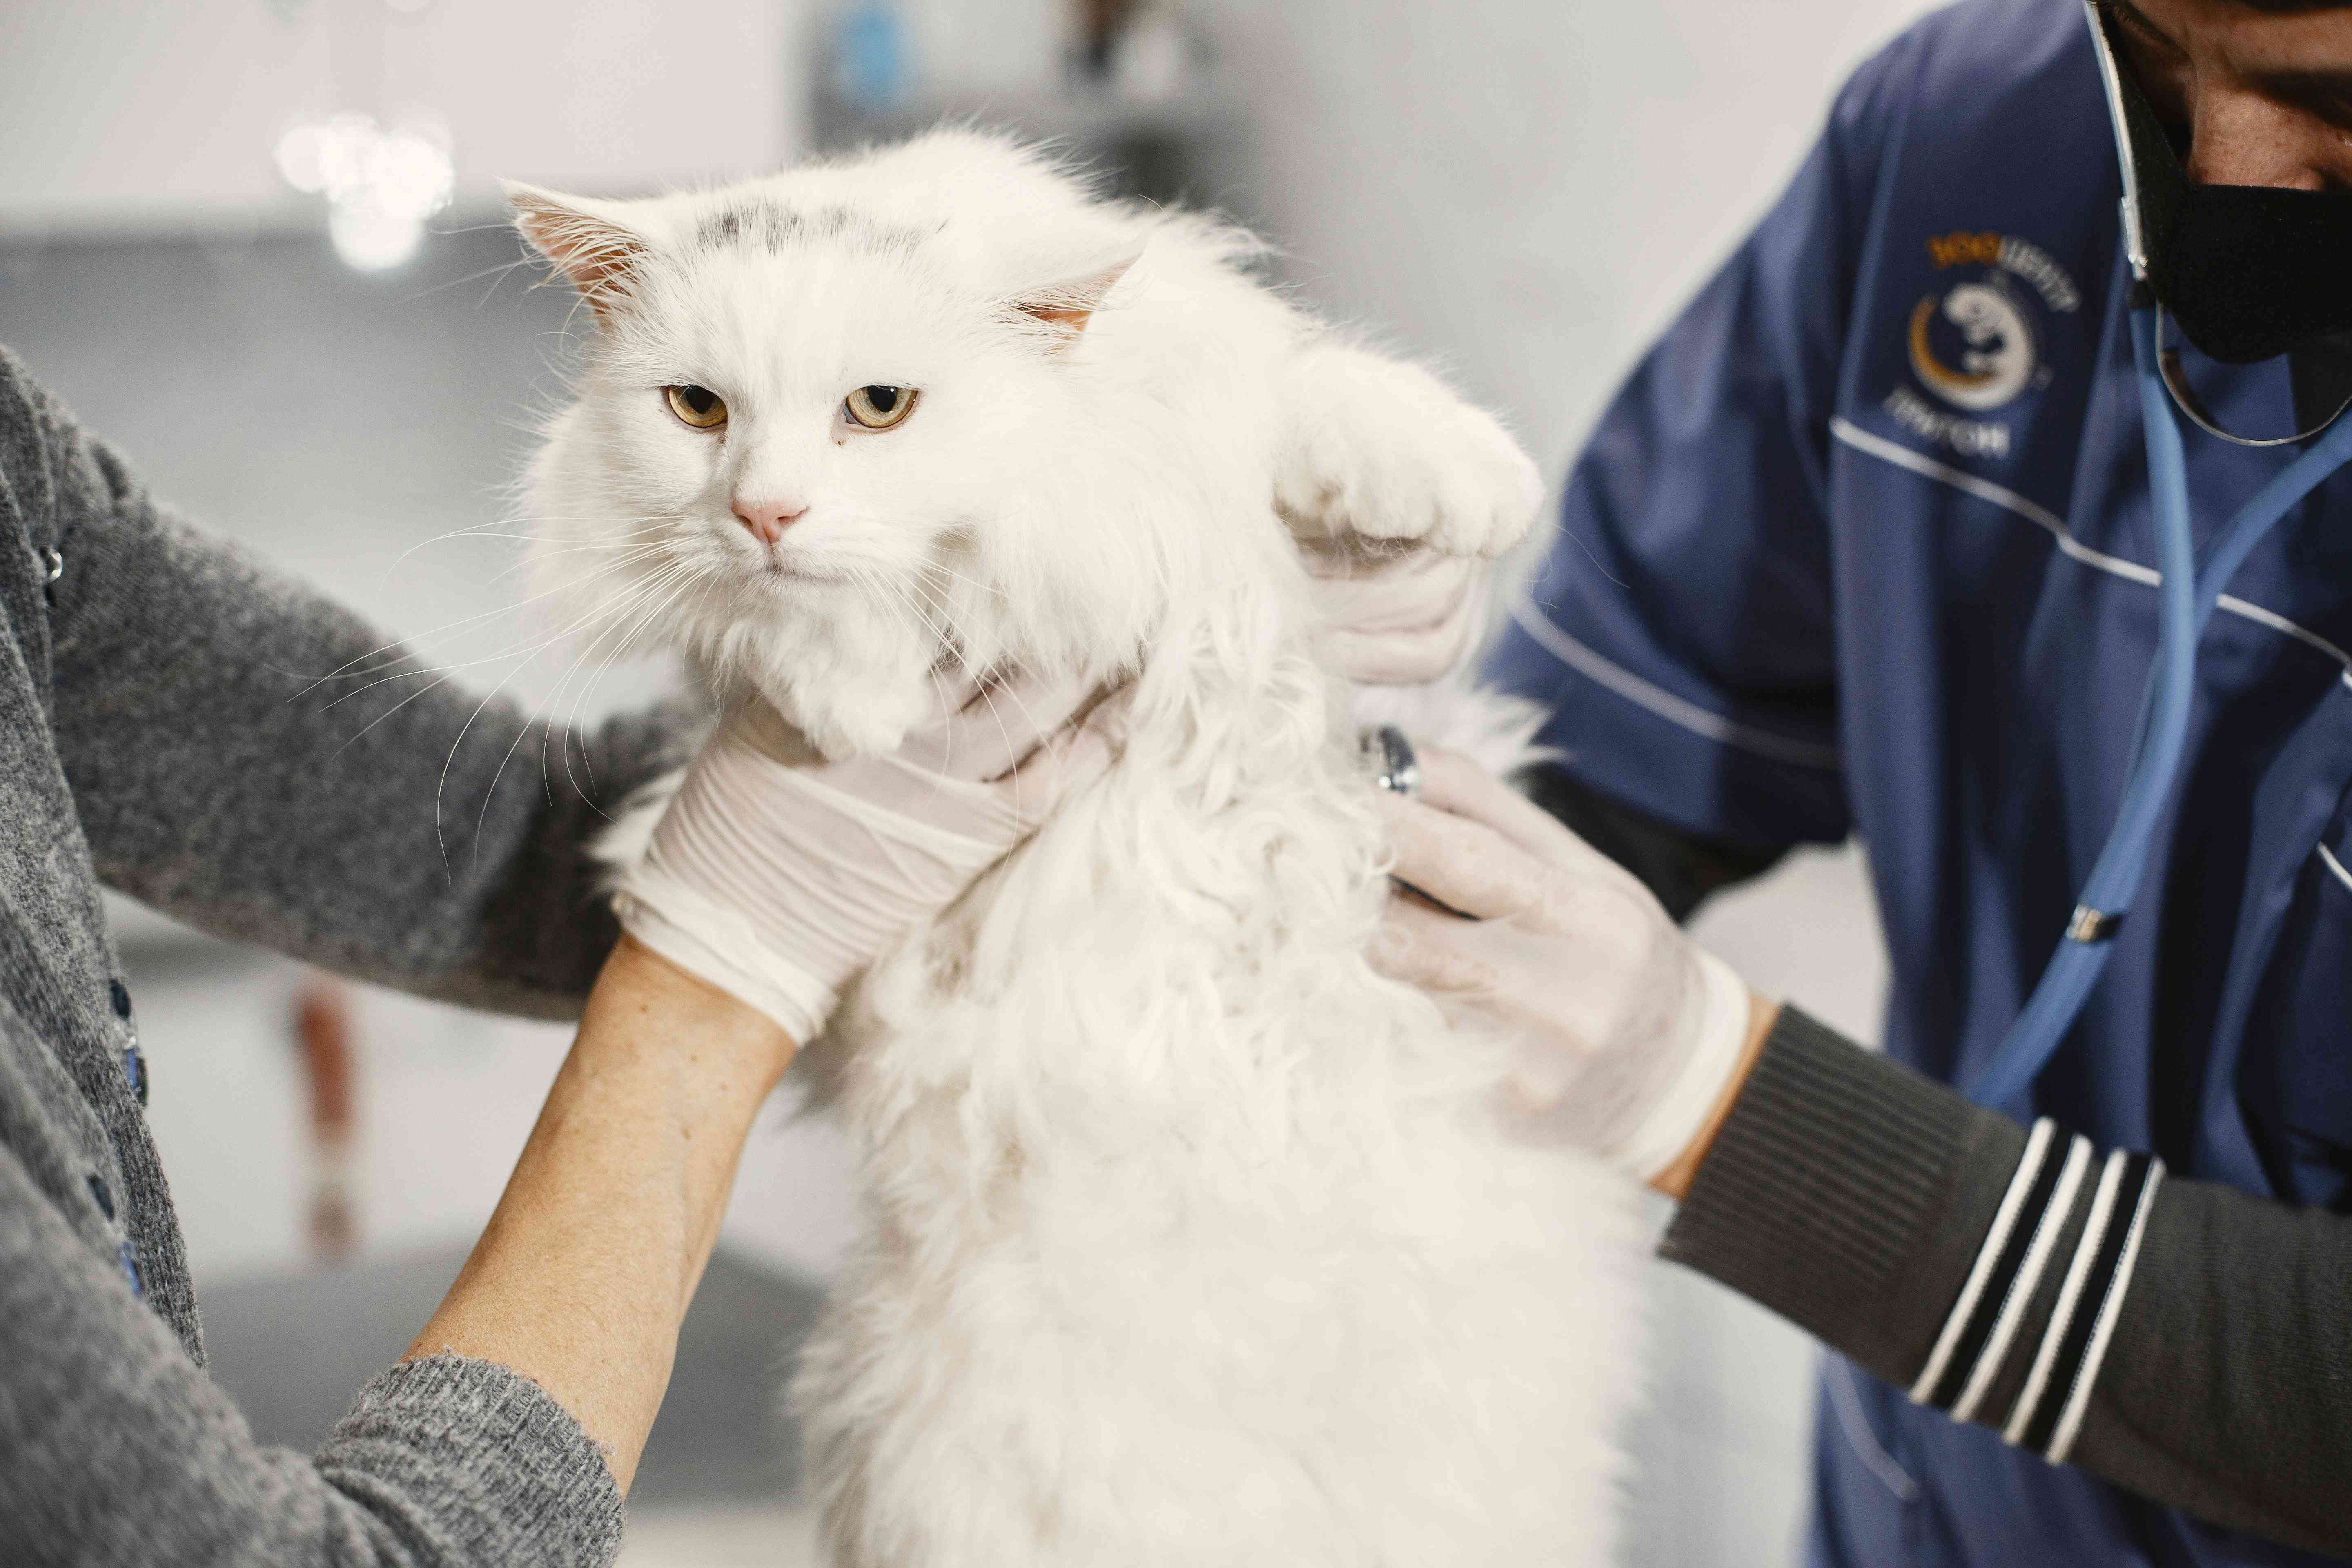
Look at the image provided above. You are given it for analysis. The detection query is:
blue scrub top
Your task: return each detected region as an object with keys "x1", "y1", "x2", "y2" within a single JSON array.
[{"x1": 1484, "y1": 0, "x2": 2352, "y2": 1562}]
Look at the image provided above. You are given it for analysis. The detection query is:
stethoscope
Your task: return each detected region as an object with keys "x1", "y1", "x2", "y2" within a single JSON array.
[
  {"x1": 1964, "y1": 302, "x2": 2352, "y2": 1107},
  {"x1": 1963, "y1": 7, "x2": 2352, "y2": 1106}
]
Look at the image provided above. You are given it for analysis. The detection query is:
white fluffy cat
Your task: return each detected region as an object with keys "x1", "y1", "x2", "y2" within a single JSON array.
[{"x1": 514, "y1": 130, "x2": 1642, "y2": 1567}]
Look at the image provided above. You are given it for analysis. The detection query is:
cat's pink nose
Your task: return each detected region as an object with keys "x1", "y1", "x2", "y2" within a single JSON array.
[{"x1": 732, "y1": 495, "x2": 807, "y2": 545}]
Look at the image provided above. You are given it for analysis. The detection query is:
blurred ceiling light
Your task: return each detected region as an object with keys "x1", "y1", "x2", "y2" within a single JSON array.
[{"x1": 276, "y1": 114, "x2": 454, "y2": 272}]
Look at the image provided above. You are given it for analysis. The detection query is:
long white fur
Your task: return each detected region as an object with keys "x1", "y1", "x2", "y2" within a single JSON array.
[{"x1": 517, "y1": 129, "x2": 1642, "y2": 1567}]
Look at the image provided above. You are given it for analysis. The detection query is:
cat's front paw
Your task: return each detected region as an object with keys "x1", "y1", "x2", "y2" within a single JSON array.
[{"x1": 1274, "y1": 344, "x2": 1543, "y2": 560}]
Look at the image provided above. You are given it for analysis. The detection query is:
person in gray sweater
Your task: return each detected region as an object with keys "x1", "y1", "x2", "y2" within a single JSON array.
[{"x1": 0, "y1": 344, "x2": 1114, "y2": 1568}]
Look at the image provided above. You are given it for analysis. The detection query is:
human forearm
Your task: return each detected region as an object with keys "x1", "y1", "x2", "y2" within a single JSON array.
[
  {"x1": 0, "y1": 1143, "x2": 624, "y2": 1567},
  {"x1": 1660, "y1": 1007, "x2": 2352, "y2": 1553},
  {"x1": 1648, "y1": 993, "x2": 1776, "y2": 1200},
  {"x1": 404, "y1": 935, "x2": 794, "y2": 1492}
]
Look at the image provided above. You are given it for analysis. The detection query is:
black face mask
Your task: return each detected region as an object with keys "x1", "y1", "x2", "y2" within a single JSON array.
[{"x1": 2091, "y1": 3, "x2": 2352, "y2": 364}]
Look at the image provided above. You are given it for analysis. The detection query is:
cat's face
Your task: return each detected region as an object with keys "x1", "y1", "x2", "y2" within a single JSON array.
[{"x1": 518, "y1": 161, "x2": 1157, "y2": 757}]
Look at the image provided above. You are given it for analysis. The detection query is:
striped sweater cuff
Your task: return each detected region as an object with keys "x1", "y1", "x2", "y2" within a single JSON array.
[
  {"x1": 1660, "y1": 1007, "x2": 2161, "y2": 1459},
  {"x1": 1993, "y1": 1145, "x2": 2162, "y2": 1461}
]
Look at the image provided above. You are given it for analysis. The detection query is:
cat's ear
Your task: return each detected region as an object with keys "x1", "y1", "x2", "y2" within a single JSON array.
[
  {"x1": 1006, "y1": 260, "x2": 1136, "y2": 349},
  {"x1": 506, "y1": 183, "x2": 650, "y2": 318}
]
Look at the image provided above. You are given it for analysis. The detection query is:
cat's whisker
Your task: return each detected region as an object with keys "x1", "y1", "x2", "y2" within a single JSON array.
[
  {"x1": 882, "y1": 579, "x2": 960, "y2": 655},
  {"x1": 573, "y1": 570, "x2": 695, "y2": 711},
  {"x1": 285, "y1": 571, "x2": 632, "y2": 698},
  {"x1": 428, "y1": 572, "x2": 674, "y2": 870},
  {"x1": 510, "y1": 512, "x2": 695, "y2": 529},
  {"x1": 384, "y1": 564, "x2": 686, "y2": 789},
  {"x1": 323, "y1": 580, "x2": 658, "y2": 756},
  {"x1": 534, "y1": 561, "x2": 702, "y2": 808},
  {"x1": 401, "y1": 527, "x2": 670, "y2": 557},
  {"x1": 923, "y1": 659, "x2": 962, "y2": 740},
  {"x1": 546, "y1": 561, "x2": 694, "y2": 730},
  {"x1": 378, "y1": 500, "x2": 679, "y2": 580},
  {"x1": 487, "y1": 537, "x2": 675, "y2": 584},
  {"x1": 536, "y1": 629, "x2": 632, "y2": 811},
  {"x1": 858, "y1": 570, "x2": 980, "y2": 760},
  {"x1": 920, "y1": 561, "x2": 1007, "y2": 600},
  {"x1": 314, "y1": 606, "x2": 617, "y2": 712},
  {"x1": 552, "y1": 566, "x2": 706, "y2": 808},
  {"x1": 436, "y1": 660, "x2": 559, "y2": 874},
  {"x1": 875, "y1": 570, "x2": 992, "y2": 775},
  {"x1": 960, "y1": 672, "x2": 1035, "y2": 792},
  {"x1": 316, "y1": 632, "x2": 573, "y2": 721},
  {"x1": 326, "y1": 669, "x2": 472, "y2": 765},
  {"x1": 900, "y1": 568, "x2": 967, "y2": 624},
  {"x1": 877, "y1": 566, "x2": 966, "y2": 652},
  {"x1": 397, "y1": 252, "x2": 536, "y2": 307}
]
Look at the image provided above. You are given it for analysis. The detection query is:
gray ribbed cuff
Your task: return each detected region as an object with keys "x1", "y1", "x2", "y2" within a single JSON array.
[
  {"x1": 318, "y1": 1355, "x2": 625, "y2": 1568},
  {"x1": 1659, "y1": 1007, "x2": 2028, "y2": 1384}
]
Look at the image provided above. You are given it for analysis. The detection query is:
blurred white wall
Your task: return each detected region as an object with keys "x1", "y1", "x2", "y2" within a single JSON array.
[
  {"x1": 0, "y1": 0, "x2": 805, "y2": 234},
  {"x1": 1206, "y1": 0, "x2": 1945, "y2": 464}
]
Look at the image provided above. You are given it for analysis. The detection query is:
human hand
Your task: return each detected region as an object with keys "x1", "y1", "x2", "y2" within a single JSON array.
[
  {"x1": 1302, "y1": 545, "x2": 1485, "y2": 685},
  {"x1": 615, "y1": 670, "x2": 1121, "y2": 1043},
  {"x1": 1368, "y1": 744, "x2": 1765, "y2": 1183}
]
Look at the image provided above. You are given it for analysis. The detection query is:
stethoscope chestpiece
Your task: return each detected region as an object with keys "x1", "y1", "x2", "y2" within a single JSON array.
[{"x1": 1360, "y1": 724, "x2": 1421, "y2": 799}]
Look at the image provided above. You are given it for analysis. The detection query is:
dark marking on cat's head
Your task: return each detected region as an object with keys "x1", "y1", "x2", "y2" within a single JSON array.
[
  {"x1": 697, "y1": 201, "x2": 927, "y2": 258},
  {"x1": 696, "y1": 203, "x2": 783, "y2": 249}
]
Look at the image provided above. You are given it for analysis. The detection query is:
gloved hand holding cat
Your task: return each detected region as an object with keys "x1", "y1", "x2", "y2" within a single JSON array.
[
  {"x1": 1303, "y1": 547, "x2": 1483, "y2": 684},
  {"x1": 615, "y1": 670, "x2": 1122, "y2": 1045},
  {"x1": 1370, "y1": 744, "x2": 1764, "y2": 1183}
]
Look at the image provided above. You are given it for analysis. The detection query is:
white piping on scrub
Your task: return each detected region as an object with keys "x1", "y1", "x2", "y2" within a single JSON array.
[
  {"x1": 1504, "y1": 593, "x2": 1844, "y2": 770},
  {"x1": 1829, "y1": 416, "x2": 2352, "y2": 693},
  {"x1": 1828, "y1": 1356, "x2": 1921, "y2": 1503}
]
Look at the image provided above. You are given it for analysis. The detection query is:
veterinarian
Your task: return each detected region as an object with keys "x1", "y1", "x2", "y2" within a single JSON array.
[
  {"x1": 1373, "y1": 0, "x2": 2352, "y2": 1561},
  {"x1": 0, "y1": 344, "x2": 1119, "y2": 1566}
]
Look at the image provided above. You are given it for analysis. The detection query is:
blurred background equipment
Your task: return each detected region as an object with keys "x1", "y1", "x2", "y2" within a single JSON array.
[
  {"x1": 0, "y1": 2, "x2": 1939, "y2": 1562},
  {"x1": 814, "y1": 0, "x2": 1226, "y2": 204},
  {"x1": 291, "y1": 978, "x2": 360, "y2": 1263}
]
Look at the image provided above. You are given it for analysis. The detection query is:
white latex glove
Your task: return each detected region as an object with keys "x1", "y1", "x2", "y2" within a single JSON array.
[
  {"x1": 615, "y1": 672, "x2": 1120, "y2": 1042},
  {"x1": 1304, "y1": 547, "x2": 1483, "y2": 684},
  {"x1": 1368, "y1": 745, "x2": 1760, "y2": 1180}
]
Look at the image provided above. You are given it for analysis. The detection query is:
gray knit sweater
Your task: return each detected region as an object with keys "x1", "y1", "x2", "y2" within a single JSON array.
[{"x1": 0, "y1": 345, "x2": 698, "y2": 1566}]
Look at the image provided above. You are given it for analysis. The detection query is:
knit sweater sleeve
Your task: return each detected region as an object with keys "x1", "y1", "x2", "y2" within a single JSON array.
[
  {"x1": 1662, "y1": 1006, "x2": 2352, "y2": 1555},
  {"x1": 0, "y1": 1131, "x2": 623, "y2": 1568},
  {"x1": 5, "y1": 346, "x2": 702, "y2": 1022}
]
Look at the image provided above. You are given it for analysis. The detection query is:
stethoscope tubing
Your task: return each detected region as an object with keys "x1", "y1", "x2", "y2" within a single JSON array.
[{"x1": 1966, "y1": 307, "x2": 2352, "y2": 1107}]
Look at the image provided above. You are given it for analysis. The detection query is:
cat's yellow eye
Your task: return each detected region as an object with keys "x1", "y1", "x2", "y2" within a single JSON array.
[
  {"x1": 843, "y1": 385, "x2": 918, "y2": 431},
  {"x1": 664, "y1": 384, "x2": 728, "y2": 430}
]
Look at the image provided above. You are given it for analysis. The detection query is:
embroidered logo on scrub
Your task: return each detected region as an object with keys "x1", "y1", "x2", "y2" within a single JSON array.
[
  {"x1": 1886, "y1": 231, "x2": 2080, "y2": 460},
  {"x1": 1910, "y1": 287, "x2": 2036, "y2": 410}
]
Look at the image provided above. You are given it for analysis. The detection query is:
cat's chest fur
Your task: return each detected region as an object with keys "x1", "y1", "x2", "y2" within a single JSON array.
[{"x1": 779, "y1": 660, "x2": 1643, "y2": 1568}]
